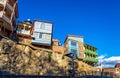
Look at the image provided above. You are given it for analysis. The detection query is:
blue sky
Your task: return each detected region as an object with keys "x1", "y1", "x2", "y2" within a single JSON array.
[{"x1": 18, "y1": 0, "x2": 120, "y2": 67}]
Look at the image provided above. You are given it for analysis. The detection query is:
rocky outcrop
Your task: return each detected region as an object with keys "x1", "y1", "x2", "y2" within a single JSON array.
[{"x1": 0, "y1": 38, "x2": 97, "y2": 75}]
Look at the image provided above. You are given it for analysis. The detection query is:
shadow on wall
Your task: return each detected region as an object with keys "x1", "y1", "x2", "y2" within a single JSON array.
[{"x1": 0, "y1": 38, "x2": 67, "y2": 76}]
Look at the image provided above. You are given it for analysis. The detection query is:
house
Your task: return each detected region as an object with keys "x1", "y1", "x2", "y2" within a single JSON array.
[
  {"x1": 102, "y1": 63, "x2": 120, "y2": 75},
  {"x1": 0, "y1": 0, "x2": 18, "y2": 37},
  {"x1": 64, "y1": 34, "x2": 85, "y2": 59},
  {"x1": 102, "y1": 68, "x2": 116, "y2": 73},
  {"x1": 64, "y1": 34, "x2": 98, "y2": 66},
  {"x1": 32, "y1": 20, "x2": 53, "y2": 48},
  {"x1": 17, "y1": 19, "x2": 34, "y2": 43}
]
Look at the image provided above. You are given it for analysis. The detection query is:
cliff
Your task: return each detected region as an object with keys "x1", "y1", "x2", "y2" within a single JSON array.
[{"x1": 0, "y1": 38, "x2": 97, "y2": 75}]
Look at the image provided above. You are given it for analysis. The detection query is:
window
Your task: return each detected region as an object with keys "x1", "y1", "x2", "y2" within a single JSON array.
[
  {"x1": 33, "y1": 32, "x2": 39, "y2": 38},
  {"x1": 39, "y1": 33, "x2": 42, "y2": 38},
  {"x1": 71, "y1": 49, "x2": 77, "y2": 53},
  {"x1": 40, "y1": 22, "x2": 45, "y2": 29},
  {"x1": 45, "y1": 34, "x2": 51, "y2": 40},
  {"x1": 71, "y1": 40, "x2": 77, "y2": 46},
  {"x1": 70, "y1": 49, "x2": 78, "y2": 57}
]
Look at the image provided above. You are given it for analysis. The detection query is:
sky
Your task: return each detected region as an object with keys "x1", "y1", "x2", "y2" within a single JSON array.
[{"x1": 18, "y1": 0, "x2": 120, "y2": 67}]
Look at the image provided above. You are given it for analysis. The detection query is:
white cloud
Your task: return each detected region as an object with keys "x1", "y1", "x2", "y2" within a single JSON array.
[
  {"x1": 97, "y1": 55, "x2": 120, "y2": 68},
  {"x1": 97, "y1": 54, "x2": 106, "y2": 60}
]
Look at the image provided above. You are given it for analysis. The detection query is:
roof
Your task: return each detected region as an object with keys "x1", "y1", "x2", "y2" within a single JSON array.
[
  {"x1": 102, "y1": 68, "x2": 116, "y2": 72},
  {"x1": 103, "y1": 68, "x2": 115, "y2": 69},
  {"x1": 64, "y1": 34, "x2": 83, "y2": 43},
  {"x1": 115, "y1": 63, "x2": 120, "y2": 68},
  {"x1": 18, "y1": 21, "x2": 33, "y2": 27},
  {"x1": 34, "y1": 20, "x2": 53, "y2": 24}
]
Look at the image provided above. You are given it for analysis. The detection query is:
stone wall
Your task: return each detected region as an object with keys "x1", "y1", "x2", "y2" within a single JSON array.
[{"x1": 0, "y1": 38, "x2": 98, "y2": 76}]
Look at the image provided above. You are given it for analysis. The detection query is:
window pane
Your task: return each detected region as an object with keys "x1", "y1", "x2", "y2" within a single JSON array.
[
  {"x1": 71, "y1": 49, "x2": 77, "y2": 53},
  {"x1": 70, "y1": 49, "x2": 78, "y2": 57},
  {"x1": 71, "y1": 41, "x2": 77, "y2": 46},
  {"x1": 45, "y1": 34, "x2": 51, "y2": 40},
  {"x1": 40, "y1": 22, "x2": 45, "y2": 29},
  {"x1": 33, "y1": 32, "x2": 39, "y2": 38},
  {"x1": 39, "y1": 33, "x2": 42, "y2": 38}
]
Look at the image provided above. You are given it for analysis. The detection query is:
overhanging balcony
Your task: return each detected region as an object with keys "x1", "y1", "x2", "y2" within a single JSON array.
[
  {"x1": 0, "y1": 11, "x2": 11, "y2": 24},
  {"x1": 0, "y1": 0, "x2": 7, "y2": 6},
  {"x1": 85, "y1": 49, "x2": 98, "y2": 56},
  {"x1": 17, "y1": 29, "x2": 31, "y2": 36},
  {"x1": 83, "y1": 56, "x2": 98, "y2": 63},
  {"x1": 6, "y1": 2, "x2": 13, "y2": 11},
  {"x1": 0, "y1": 11, "x2": 12, "y2": 31}
]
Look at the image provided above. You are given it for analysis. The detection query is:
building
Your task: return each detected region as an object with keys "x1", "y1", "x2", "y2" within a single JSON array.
[
  {"x1": 52, "y1": 39, "x2": 64, "y2": 54},
  {"x1": 115, "y1": 63, "x2": 120, "y2": 68},
  {"x1": 32, "y1": 20, "x2": 53, "y2": 48},
  {"x1": 84, "y1": 44, "x2": 98, "y2": 65},
  {"x1": 17, "y1": 19, "x2": 34, "y2": 43},
  {"x1": 115, "y1": 63, "x2": 120, "y2": 75},
  {"x1": 64, "y1": 34, "x2": 85, "y2": 59},
  {"x1": 0, "y1": 0, "x2": 18, "y2": 37},
  {"x1": 102, "y1": 68, "x2": 116, "y2": 73},
  {"x1": 64, "y1": 34, "x2": 98, "y2": 66},
  {"x1": 102, "y1": 63, "x2": 120, "y2": 76}
]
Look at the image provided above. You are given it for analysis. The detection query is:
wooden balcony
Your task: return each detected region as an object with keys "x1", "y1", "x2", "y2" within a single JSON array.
[
  {"x1": 17, "y1": 29, "x2": 31, "y2": 36},
  {"x1": 0, "y1": 0, "x2": 6, "y2": 11},
  {"x1": 0, "y1": 11, "x2": 12, "y2": 31},
  {"x1": 6, "y1": 2, "x2": 13, "y2": 11}
]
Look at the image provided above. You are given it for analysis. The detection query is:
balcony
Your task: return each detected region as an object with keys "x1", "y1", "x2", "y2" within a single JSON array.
[
  {"x1": 0, "y1": 11, "x2": 11, "y2": 25},
  {"x1": 17, "y1": 29, "x2": 30, "y2": 36},
  {"x1": 83, "y1": 56, "x2": 98, "y2": 63},
  {"x1": 0, "y1": 0, "x2": 7, "y2": 6},
  {"x1": 0, "y1": 0, "x2": 6, "y2": 11},
  {"x1": 6, "y1": 2, "x2": 13, "y2": 11},
  {"x1": 85, "y1": 49, "x2": 98, "y2": 56}
]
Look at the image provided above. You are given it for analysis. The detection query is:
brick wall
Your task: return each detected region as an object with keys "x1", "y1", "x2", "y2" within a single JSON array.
[{"x1": 52, "y1": 46, "x2": 64, "y2": 54}]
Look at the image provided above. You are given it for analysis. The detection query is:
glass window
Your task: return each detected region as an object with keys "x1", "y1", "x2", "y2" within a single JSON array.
[
  {"x1": 71, "y1": 49, "x2": 77, "y2": 53},
  {"x1": 70, "y1": 49, "x2": 78, "y2": 57},
  {"x1": 33, "y1": 32, "x2": 39, "y2": 38},
  {"x1": 40, "y1": 22, "x2": 45, "y2": 29},
  {"x1": 71, "y1": 40, "x2": 77, "y2": 46},
  {"x1": 45, "y1": 34, "x2": 51, "y2": 40},
  {"x1": 34, "y1": 22, "x2": 40, "y2": 29},
  {"x1": 39, "y1": 33, "x2": 42, "y2": 38}
]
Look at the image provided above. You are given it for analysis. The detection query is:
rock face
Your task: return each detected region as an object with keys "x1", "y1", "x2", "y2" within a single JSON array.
[{"x1": 0, "y1": 38, "x2": 97, "y2": 75}]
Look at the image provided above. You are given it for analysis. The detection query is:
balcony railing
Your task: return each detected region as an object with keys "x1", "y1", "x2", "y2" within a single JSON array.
[
  {"x1": 83, "y1": 56, "x2": 98, "y2": 63},
  {"x1": 6, "y1": 2, "x2": 13, "y2": 11},
  {"x1": 0, "y1": 11, "x2": 11, "y2": 25},
  {"x1": 2, "y1": 14, "x2": 11, "y2": 24},
  {"x1": 17, "y1": 29, "x2": 30, "y2": 36},
  {"x1": 85, "y1": 49, "x2": 98, "y2": 56}
]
